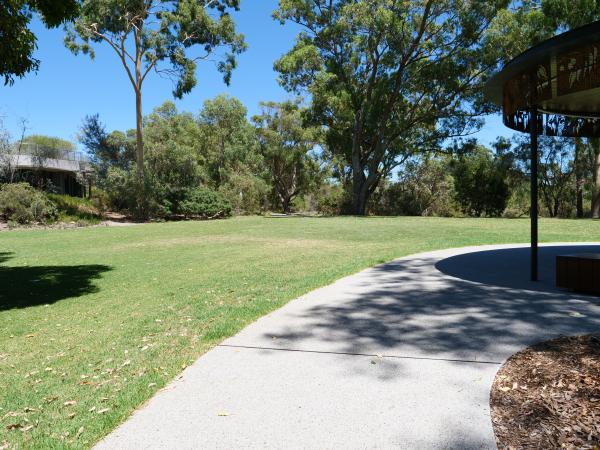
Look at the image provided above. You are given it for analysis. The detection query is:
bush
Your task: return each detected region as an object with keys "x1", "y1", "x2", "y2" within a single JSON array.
[
  {"x1": 373, "y1": 159, "x2": 456, "y2": 217},
  {"x1": 0, "y1": 183, "x2": 57, "y2": 224},
  {"x1": 316, "y1": 184, "x2": 350, "y2": 215},
  {"x1": 219, "y1": 173, "x2": 269, "y2": 214},
  {"x1": 90, "y1": 189, "x2": 110, "y2": 213},
  {"x1": 101, "y1": 167, "x2": 164, "y2": 219},
  {"x1": 179, "y1": 187, "x2": 232, "y2": 218},
  {"x1": 451, "y1": 147, "x2": 511, "y2": 217},
  {"x1": 47, "y1": 194, "x2": 104, "y2": 223}
]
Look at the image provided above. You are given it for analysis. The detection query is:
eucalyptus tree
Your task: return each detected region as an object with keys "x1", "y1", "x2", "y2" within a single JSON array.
[
  {"x1": 274, "y1": 0, "x2": 510, "y2": 215},
  {"x1": 1, "y1": 0, "x2": 79, "y2": 85},
  {"x1": 253, "y1": 100, "x2": 322, "y2": 213},
  {"x1": 197, "y1": 94, "x2": 254, "y2": 188},
  {"x1": 65, "y1": 0, "x2": 246, "y2": 179}
]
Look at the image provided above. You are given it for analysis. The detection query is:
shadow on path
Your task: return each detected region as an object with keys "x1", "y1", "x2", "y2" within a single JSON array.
[
  {"x1": 435, "y1": 244, "x2": 600, "y2": 293},
  {"x1": 0, "y1": 252, "x2": 112, "y2": 311},
  {"x1": 260, "y1": 245, "x2": 600, "y2": 363}
]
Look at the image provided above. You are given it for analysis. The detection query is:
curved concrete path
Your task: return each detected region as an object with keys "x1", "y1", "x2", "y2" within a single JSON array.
[{"x1": 96, "y1": 243, "x2": 600, "y2": 450}]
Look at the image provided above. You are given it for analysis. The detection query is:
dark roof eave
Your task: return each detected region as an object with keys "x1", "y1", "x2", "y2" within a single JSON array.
[{"x1": 485, "y1": 20, "x2": 600, "y2": 106}]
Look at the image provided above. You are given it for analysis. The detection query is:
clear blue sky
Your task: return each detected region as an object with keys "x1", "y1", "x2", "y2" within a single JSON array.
[{"x1": 0, "y1": 0, "x2": 510, "y2": 149}]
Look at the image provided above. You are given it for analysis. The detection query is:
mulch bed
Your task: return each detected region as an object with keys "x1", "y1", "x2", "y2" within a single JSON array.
[{"x1": 491, "y1": 334, "x2": 600, "y2": 449}]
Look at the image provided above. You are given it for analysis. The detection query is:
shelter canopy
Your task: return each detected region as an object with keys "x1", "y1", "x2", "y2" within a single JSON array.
[{"x1": 485, "y1": 21, "x2": 600, "y2": 137}]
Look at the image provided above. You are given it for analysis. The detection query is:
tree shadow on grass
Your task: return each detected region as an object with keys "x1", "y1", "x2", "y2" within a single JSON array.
[{"x1": 0, "y1": 252, "x2": 112, "y2": 311}]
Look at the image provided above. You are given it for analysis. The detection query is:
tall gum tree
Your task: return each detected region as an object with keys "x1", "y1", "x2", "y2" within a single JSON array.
[
  {"x1": 65, "y1": 0, "x2": 246, "y2": 179},
  {"x1": 273, "y1": 0, "x2": 510, "y2": 215}
]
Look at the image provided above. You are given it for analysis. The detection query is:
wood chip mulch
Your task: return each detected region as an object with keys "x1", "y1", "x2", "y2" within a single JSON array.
[{"x1": 490, "y1": 334, "x2": 600, "y2": 450}]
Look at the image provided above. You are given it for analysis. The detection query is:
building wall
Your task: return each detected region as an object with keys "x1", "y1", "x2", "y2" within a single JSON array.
[{"x1": 13, "y1": 169, "x2": 84, "y2": 197}]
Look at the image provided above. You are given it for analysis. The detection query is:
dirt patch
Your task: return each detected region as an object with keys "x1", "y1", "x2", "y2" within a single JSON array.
[
  {"x1": 0, "y1": 219, "x2": 141, "y2": 231},
  {"x1": 491, "y1": 334, "x2": 600, "y2": 450}
]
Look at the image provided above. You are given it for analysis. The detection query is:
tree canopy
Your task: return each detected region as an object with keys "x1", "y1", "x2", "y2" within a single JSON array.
[
  {"x1": 274, "y1": 0, "x2": 510, "y2": 215},
  {"x1": 65, "y1": 0, "x2": 247, "y2": 202}
]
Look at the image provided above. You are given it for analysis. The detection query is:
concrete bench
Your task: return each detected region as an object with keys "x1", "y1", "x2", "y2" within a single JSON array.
[{"x1": 556, "y1": 254, "x2": 600, "y2": 295}]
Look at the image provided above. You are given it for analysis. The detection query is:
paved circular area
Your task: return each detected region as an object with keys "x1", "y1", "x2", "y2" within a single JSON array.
[{"x1": 95, "y1": 243, "x2": 600, "y2": 450}]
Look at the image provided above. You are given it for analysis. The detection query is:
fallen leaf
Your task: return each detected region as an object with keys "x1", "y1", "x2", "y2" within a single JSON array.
[
  {"x1": 21, "y1": 425, "x2": 34, "y2": 432},
  {"x1": 63, "y1": 400, "x2": 76, "y2": 407},
  {"x1": 97, "y1": 408, "x2": 110, "y2": 414}
]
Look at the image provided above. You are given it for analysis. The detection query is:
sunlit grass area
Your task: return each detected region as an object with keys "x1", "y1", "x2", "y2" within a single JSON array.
[{"x1": 1, "y1": 216, "x2": 598, "y2": 449}]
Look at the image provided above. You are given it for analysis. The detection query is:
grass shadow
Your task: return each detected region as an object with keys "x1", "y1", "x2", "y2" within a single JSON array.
[{"x1": 0, "y1": 253, "x2": 112, "y2": 310}]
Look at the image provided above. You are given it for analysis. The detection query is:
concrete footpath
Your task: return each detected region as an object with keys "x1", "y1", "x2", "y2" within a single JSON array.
[{"x1": 95, "y1": 243, "x2": 600, "y2": 449}]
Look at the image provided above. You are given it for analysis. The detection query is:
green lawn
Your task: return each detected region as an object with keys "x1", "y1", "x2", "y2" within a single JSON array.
[{"x1": 1, "y1": 216, "x2": 598, "y2": 449}]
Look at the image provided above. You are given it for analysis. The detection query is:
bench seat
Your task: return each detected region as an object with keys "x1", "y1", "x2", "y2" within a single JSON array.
[{"x1": 556, "y1": 254, "x2": 600, "y2": 295}]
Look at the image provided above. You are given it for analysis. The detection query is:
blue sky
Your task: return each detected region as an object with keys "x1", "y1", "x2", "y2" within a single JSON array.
[{"x1": 0, "y1": 0, "x2": 509, "y2": 149}]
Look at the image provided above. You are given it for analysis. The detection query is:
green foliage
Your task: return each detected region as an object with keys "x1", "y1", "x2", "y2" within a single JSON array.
[
  {"x1": 218, "y1": 172, "x2": 269, "y2": 215},
  {"x1": 80, "y1": 114, "x2": 136, "y2": 174},
  {"x1": 253, "y1": 99, "x2": 322, "y2": 213},
  {"x1": 374, "y1": 158, "x2": 456, "y2": 217},
  {"x1": 512, "y1": 136, "x2": 578, "y2": 218},
  {"x1": 534, "y1": 0, "x2": 599, "y2": 31},
  {"x1": 179, "y1": 186, "x2": 232, "y2": 218},
  {"x1": 0, "y1": 182, "x2": 57, "y2": 223},
  {"x1": 66, "y1": 0, "x2": 246, "y2": 192},
  {"x1": 144, "y1": 102, "x2": 204, "y2": 213},
  {"x1": 198, "y1": 95, "x2": 262, "y2": 190},
  {"x1": 315, "y1": 184, "x2": 350, "y2": 216},
  {"x1": 65, "y1": 0, "x2": 246, "y2": 98},
  {"x1": 22, "y1": 135, "x2": 76, "y2": 161},
  {"x1": 274, "y1": 0, "x2": 509, "y2": 214},
  {"x1": 93, "y1": 99, "x2": 268, "y2": 219},
  {"x1": 47, "y1": 193, "x2": 104, "y2": 223},
  {"x1": 451, "y1": 145, "x2": 511, "y2": 217},
  {"x1": 0, "y1": 0, "x2": 79, "y2": 85},
  {"x1": 101, "y1": 166, "x2": 162, "y2": 219},
  {"x1": 23, "y1": 134, "x2": 75, "y2": 151}
]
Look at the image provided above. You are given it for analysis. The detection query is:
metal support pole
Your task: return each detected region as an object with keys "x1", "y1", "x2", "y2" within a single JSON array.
[{"x1": 530, "y1": 105, "x2": 539, "y2": 282}]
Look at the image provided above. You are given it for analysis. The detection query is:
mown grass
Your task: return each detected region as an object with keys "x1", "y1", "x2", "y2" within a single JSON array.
[{"x1": 0, "y1": 216, "x2": 598, "y2": 449}]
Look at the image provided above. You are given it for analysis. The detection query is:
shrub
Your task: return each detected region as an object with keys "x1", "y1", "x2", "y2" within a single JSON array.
[
  {"x1": 0, "y1": 183, "x2": 57, "y2": 224},
  {"x1": 90, "y1": 189, "x2": 110, "y2": 213},
  {"x1": 451, "y1": 147, "x2": 511, "y2": 217},
  {"x1": 316, "y1": 184, "x2": 351, "y2": 216},
  {"x1": 219, "y1": 173, "x2": 269, "y2": 214},
  {"x1": 373, "y1": 159, "x2": 456, "y2": 217},
  {"x1": 47, "y1": 194, "x2": 103, "y2": 223},
  {"x1": 179, "y1": 187, "x2": 232, "y2": 218},
  {"x1": 101, "y1": 167, "x2": 162, "y2": 219}
]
